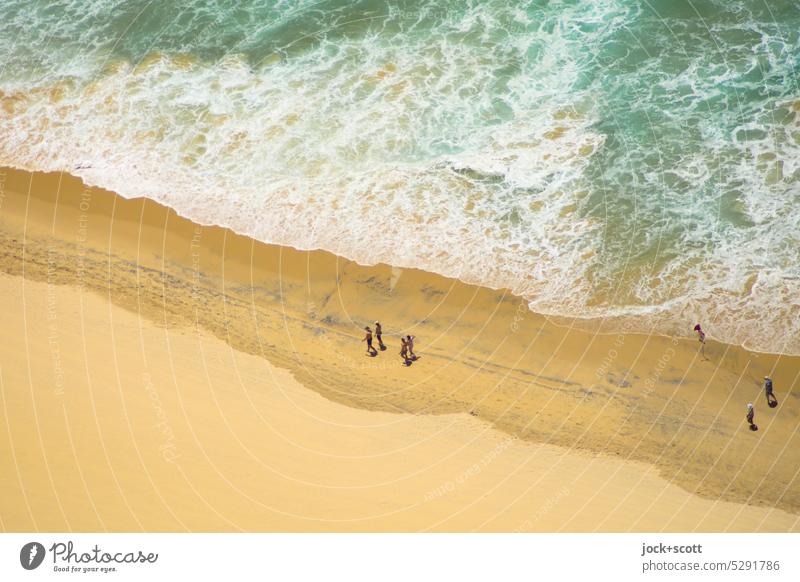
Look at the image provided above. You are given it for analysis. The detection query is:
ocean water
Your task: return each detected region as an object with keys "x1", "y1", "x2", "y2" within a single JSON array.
[{"x1": 1, "y1": 0, "x2": 798, "y2": 354}]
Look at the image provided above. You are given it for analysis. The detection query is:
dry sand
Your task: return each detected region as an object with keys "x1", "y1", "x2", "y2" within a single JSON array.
[{"x1": 0, "y1": 166, "x2": 798, "y2": 531}]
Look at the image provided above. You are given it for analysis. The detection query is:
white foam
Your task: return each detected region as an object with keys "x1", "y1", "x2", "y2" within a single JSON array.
[{"x1": 2, "y1": 0, "x2": 799, "y2": 356}]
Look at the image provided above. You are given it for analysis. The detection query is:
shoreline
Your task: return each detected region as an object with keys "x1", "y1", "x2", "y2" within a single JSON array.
[
  {"x1": 1, "y1": 165, "x2": 799, "y2": 528},
  {"x1": 1, "y1": 160, "x2": 794, "y2": 360}
]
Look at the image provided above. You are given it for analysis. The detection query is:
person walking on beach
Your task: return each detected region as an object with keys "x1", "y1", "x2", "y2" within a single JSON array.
[
  {"x1": 406, "y1": 334, "x2": 416, "y2": 359},
  {"x1": 399, "y1": 336, "x2": 413, "y2": 365},
  {"x1": 375, "y1": 321, "x2": 385, "y2": 350},
  {"x1": 764, "y1": 376, "x2": 778, "y2": 407},
  {"x1": 746, "y1": 402, "x2": 757, "y2": 431},
  {"x1": 693, "y1": 324, "x2": 707, "y2": 359},
  {"x1": 362, "y1": 326, "x2": 377, "y2": 356}
]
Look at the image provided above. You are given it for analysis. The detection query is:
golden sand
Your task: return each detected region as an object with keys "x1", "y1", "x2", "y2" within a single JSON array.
[{"x1": 0, "y1": 166, "x2": 798, "y2": 531}]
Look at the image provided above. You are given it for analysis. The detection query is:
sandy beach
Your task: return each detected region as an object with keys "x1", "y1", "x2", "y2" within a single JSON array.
[{"x1": 0, "y1": 166, "x2": 798, "y2": 531}]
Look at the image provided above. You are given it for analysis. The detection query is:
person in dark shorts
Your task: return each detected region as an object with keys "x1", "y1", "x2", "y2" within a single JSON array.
[
  {"x1": 399, "y1": 336, "x2": 408, "y2": 359},
  {"x1": 764, "y1": 376, "x2": 778, "y2": 407},
  {"x1": 406, "y1": 335, "x2": 416, "y2": 359},
  {"x1": 375, "y1": 321, "x2": 385, "y2": 350},
  {"x1": 362, "y1": 326, "x2": 377, "y2": 356}
]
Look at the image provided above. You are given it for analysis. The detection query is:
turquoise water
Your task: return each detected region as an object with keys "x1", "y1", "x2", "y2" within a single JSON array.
[{"x1": 1, "y1": 0, "x2": 798, "y2": 353}]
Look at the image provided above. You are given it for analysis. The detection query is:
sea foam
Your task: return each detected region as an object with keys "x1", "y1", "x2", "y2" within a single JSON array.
[{"x1": 1, "y1": 0, "x2": 798, "y2": 354}]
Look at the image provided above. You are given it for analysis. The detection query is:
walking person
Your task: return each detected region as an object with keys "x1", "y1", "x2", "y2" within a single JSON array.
[
  {"x1": 693, "y1": 324, "x2": 707, "y2": 359},
  {"x1": 746, "y1": 402, "x2": 757, "y2": 431},
  {"x1": 362, "y1": 326, "x2": 377, "y2": 356},
  {"x1": 764, "y1": 376, "x2": 778, "y2": 407},
  {"x1": 399, "y1": 336, "x2": 411, "y2": 365},
  {"x1": 375, "y1": 321, "x2": 385, "y2": 350},
  {"x1": 406, "y1": 334, "x2": 416, "y2": 359}
]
